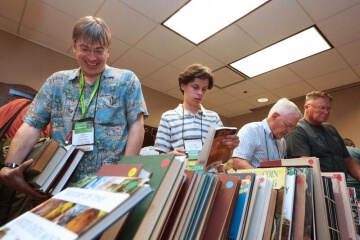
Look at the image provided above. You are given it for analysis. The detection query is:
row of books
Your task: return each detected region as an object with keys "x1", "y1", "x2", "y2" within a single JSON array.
[{"x1": 1, "y1": 154, "x2": 358, "y2": 239}]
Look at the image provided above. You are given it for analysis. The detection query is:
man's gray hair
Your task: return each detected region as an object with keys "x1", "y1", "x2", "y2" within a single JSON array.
[{"x1": 268, "y1": 98, "x2": 302, "y2": 118}]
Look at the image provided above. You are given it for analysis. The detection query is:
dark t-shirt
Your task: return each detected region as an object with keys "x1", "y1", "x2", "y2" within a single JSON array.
[{"x1": 285, "y1": 118, "x2": 349, "y2": 173}]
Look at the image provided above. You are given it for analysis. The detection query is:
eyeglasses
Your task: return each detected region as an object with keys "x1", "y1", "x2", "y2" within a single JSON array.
[
  {"x1": 75, "y1": 45, "x2": 108, "y2": 56},
  {"x1": 279, "y1": 115, "x2": 295, "y2": 130},
  {"x1": 308, "y1": 104, "x2": 333, "y2": 112}
]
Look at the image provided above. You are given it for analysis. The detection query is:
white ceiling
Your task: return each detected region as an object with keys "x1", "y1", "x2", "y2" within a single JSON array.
[{"x1": 1, "y1": 0, "x2": 360, "y2": 118}]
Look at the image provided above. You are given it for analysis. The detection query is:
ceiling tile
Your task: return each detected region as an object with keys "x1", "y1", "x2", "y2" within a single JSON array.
[
  {"x1": 0, "y1": 0, "x2": 26, "y2": 23},
  {"x1": 306, "y1": 67, "x2": 360, "y2": 90},
  {"x1": 41, "y1": 0, "x2": 104, "y2": 18},
  {"x1": 106, "y1": 38, "x2": 132, "y2": 65},
  {"x1": 251, "y1": 67, "x2": 303, "y2": 90},
  {"x1": 202, "y1": 90, "x2": 238, "y2": 107},
  {"x1": 222, "y1": 79, "x2": 267, "y2": 99},
  {"x1": 198, "y1": 24, "x2": 261, "y2": 64},
  {"x1": 19, "y1": 25, "x2": 72, "y2": 53},
  {"x1": 337, "y1": 39, "x2": 360, "y2": 66},
  {"x1": 298, "y1": 0, "x2": 360, "y2": 23},
  {"x1": 287, "y1": 49, "x2": 349, "y2": 79},
  {"x1": 241, "y1": 92, "x2": 280, "y2": 108},
  {"x1": 354, "y1": 64, "x2": 360, "y2": 76},
  {"x1": 270, "y1": 81, "x2": 315, "y2": 99},
  {"x1": 120, "y1": 0, "x2": 188, "y2": 23},
  {"x1": 112, "y1": 47, "x2": 165, "y2": 77},
  {"x1": 317, "y1": 3, "x2": 360, "y2": 47},
  {"x1": 98, "y1": 0, "x2": 157, "y2": 45},
  {"x1": 0, "y1": 16, "x2": 19, "y2": 34},
  {"x1": 213, "y1": 67, "x2": 246, "y2": 88},
  {"x1": 236, "y1": 0, "x2": 313, "y2": 47},
  {"x1": 209, "y1": 106, "x2": 238, "y2": 119},
  {"x1": 141, "y1": 65, "x2": 180, "y2": 92},
  {"x1": 170, "y1": 48, "x2": 223, "y2": 71},
  {"x1": 22, "y1": 0, "x2": 76, "y2": 44},
  {"x1": 135, "y1": 25, "x2": 195, "y2": 63},
  {"x1": 216, "y1": 100, "x2": 255, "y2": 115},
  {"x1": 166, "y1": 87, "x2": 183, "y2": 101}
]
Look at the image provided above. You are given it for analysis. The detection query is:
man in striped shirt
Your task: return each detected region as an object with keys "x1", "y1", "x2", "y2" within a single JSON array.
[{"x1": 154, "y1": 64, "x2": 239, "y2": 158}]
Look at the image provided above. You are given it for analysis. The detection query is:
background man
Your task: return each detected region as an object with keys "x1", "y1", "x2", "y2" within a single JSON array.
[{"x1": 232, "y1": 98, "x2": 302, "y2": 169}]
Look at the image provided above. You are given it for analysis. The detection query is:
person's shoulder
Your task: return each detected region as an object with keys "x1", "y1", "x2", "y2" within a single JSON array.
[{"x1": 105, "y1": 66, "x2": 137, "y2": 79}]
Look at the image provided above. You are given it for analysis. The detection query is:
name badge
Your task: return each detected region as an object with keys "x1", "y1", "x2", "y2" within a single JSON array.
[
  {"x1": 184, "y1": 138, "x2": 202, "y2": 160},
  {"x1": 72, "y1": 119, "x2": 94, "y2": 151}
]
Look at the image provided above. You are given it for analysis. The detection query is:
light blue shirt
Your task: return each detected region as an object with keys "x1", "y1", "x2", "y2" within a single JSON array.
[
  {"x1": 24, "y1": 65, "x2": 148, "y2": 184},
  {"x1": 232, "y1": 119, "x2": 286, "y2": 167}
]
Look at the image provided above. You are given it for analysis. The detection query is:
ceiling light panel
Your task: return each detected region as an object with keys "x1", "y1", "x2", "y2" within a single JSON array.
[
  {"x1": 163, "y1": 0, "x2": 269, "y2": 44},
  {"x1": 230, "y1": 27, "x2": 332, "y2": 78}
]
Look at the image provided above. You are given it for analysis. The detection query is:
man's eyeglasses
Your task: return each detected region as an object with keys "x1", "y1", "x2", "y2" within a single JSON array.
[
  {"x1": 75, "y1": 45, "x2": 108, "y2": 56},
  {"x1": 280, "y1": 115, "x2": 295, "y2": 130},
  {"x1": 308, "y1": 104, "x2": 333, "y2": 112}
]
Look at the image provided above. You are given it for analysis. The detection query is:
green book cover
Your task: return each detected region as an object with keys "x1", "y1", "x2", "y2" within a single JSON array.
[{"x1": 117, "y1": 154, "x2": 175, "y2": 240}]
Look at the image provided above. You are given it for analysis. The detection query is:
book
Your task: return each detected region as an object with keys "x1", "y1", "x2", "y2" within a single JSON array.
[
  {"x1": 263, "y1": 188, "x2": 278, "y2": 240},
  {"x1": 24, "y1": 139, "x2": 60, "y2": 176},
  {"x1": 292, "y1": 171, "x2": 306, "y2": 240},
  {"x1": 321, "y1": 172, "x2": 357, "y2": 240},
  {"x1": 282, "y1": 168, "x2": 297, "y2": 240},
  {"x1": 96, "y1": 163, "x2": 152, "y2": 240},
  {"x1": 227, "y1": 173, "x2": 256, "y2": 240},
  {"x1": 196, "y1": 126, "x2": 237, "y2": 172},
  {"x1": 49, "y1": 149, "x2": 85, "y2": 195},
  {"x1": 247, "y1": 176, "x2": 273, "y2": 240},
  {"x1": 202, "y1": 174, "x2": 241, "y2": 240},
  {"x1": 116, "y1": 154, "x2": 179, "y2": 240},
  {"x1": 0, "y1": 176, "x2": 153, "y2": 240},
  {"x1": 38, "y1": 145, "x2": 77, "y2": 193},
  {"x1": 260, "y1": 157, "x2": 331, "y2": 240},
  {"x1": 160, "y1": 170, "x2": 197, "y2": 240},
  {"x1": 26, "y1": 146, "x2": 67, "y2": 190},
  {"x1": 322, "y1": 176, "x2": 341, "y2": 239}
]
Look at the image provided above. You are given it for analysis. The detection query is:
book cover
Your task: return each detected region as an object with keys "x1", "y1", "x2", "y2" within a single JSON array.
[
  {"x1": 321, "y1": 172, "x2": 357, "y2": 240},
  {"x1": 202, "y1": 174, "x2": 241, "y2": 240},
  {"x1": 281, "y1": 168, "x2": 297, "y2": 240},
  {"x1": 24, "y1": 139, "x2": 59, "y2": 176},
  {"x1": 0, "y1": 176, "x2": 153, "y2": 240},
  {"x1": 116, "y1": 154, "x2": 178, "y2": 240},
  {"x1": 227, "y1": 173, "x2": 256, "y2": 240},
  {"x1": 26, "y1": 146, "x2": 67, "y2": 189},
  {"x1": 263, "y1": 188, "x2": 278, "y2": 240},
  {"x1": 322, "y1": 176, "x2": 341, "y2": 239},
  {"x1": 38, "y1": 145, "x2": 76, "y2": 193},
  {"x1": 259, "y1": 157, "x2": 331, "y2": 240},
  {"x1": 291, "y1": 171, "x2": 306, "y2": 240},
  {"x1": 49, "y1": 149, "x2": 85, "y2": 195},
  {"x1": 196, "y1": 126, "x2": 237, "y2": 172},
  {"x1": 247, "y1": 176, "x2": 273, "y2": 240},
  {"x1": 160, "y1": 170, "x2": 197, "y2": 240}
]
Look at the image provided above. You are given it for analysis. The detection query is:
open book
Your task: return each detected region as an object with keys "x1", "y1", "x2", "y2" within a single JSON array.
[{"x1": 196, "y1": 126, "x2": 237, "y2": 172}]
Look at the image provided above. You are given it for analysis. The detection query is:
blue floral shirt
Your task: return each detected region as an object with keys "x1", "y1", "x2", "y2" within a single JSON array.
[{"x1": 24, "y1": 65, "x2": 148, "y2": 184}]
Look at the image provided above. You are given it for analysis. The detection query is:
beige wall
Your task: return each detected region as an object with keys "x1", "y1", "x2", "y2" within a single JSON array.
[{"x1": 1, "y1": 29, "x2": 359, "y2": 146}]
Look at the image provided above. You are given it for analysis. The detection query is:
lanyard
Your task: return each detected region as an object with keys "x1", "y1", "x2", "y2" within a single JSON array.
[{"x1": 79, "y1": 71, "x2": 100, "y2": 118}]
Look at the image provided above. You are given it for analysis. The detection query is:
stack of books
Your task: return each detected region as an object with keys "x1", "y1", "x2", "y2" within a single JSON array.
[{"x1": 23, "y1": 139, "x2": 84, "y2": 194}]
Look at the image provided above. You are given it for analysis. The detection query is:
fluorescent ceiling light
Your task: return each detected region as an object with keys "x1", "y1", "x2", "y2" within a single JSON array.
[
  {"x1": 257, "y1": 98, "x2": 269, "y2": 103},
  {"x1": 230, "y1": 27, "x2": 332, "y2": 78},
  {"x1": 163, "y1": 0, "x2": 269, "y2": 44}
]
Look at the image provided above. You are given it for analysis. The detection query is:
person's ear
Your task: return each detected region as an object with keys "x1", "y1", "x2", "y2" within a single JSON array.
[{"x1": 272, "y1": 112, "x2": 280, "y2": 120}]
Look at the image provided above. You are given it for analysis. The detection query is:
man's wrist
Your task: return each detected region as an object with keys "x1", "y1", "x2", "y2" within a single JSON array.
[{"x1": 0, "y1": 163, "x2": 19, "y2": 169}]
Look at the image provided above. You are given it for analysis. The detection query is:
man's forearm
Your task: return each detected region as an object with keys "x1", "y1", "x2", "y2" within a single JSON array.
[
  {"x1": 5, "y1": 123, "x2": 41, "y2": 164},
  {"x1": 124, "y1": 113, "x2": 145, "y2": 156},
  {"x1": 232, "y1": 157, "x2": 255, "y2": 170}
]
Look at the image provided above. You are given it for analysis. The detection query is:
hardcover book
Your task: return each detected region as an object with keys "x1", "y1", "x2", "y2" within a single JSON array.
[
  {"x1": 0, "y1": 176, "x2": 153, "y2": 240},
  {"x1": 196, "y1": 126, "x2": 237, "y2": 172}
]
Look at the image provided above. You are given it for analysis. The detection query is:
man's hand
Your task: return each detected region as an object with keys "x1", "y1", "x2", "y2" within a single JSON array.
[
  {"x1": 222, "y1": 134, "x2": 240, "y2": 150},
  {"x1": 0, "y1": 159, "x2": 49, "y2": 199},
  {"x1": 170, "y1": 147, "x2": 187, "y2": 156}
]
